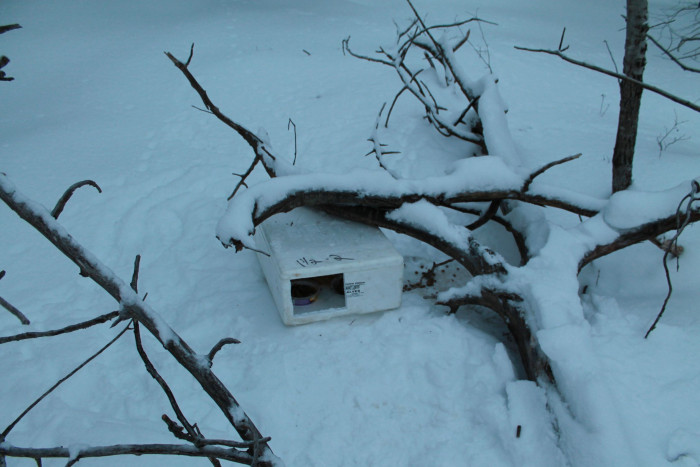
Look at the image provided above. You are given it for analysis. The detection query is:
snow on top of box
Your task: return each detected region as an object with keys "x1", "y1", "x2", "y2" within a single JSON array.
[{"x1": 257, "y1": 207, "x2": 401, "y2": 276}]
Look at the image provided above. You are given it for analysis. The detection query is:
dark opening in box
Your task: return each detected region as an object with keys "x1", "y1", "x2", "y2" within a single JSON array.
[{"x1": 291, "y1": 273, "x2": 346, "y2": 315}]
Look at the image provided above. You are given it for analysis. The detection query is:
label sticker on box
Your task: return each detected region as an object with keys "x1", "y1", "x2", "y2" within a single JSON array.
[{"x1": 345, "y1": 281, "x2": 365, "y2": 297}]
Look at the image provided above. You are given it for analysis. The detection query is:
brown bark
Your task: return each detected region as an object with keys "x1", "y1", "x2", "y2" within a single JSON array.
[{"x1": 612, "y1": 0, "x2": 649, "y2": 193}]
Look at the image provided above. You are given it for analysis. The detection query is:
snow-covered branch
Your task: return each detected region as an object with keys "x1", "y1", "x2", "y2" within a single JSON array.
[
  {"x1": 0, "y1": 174, "x2": 278, "y2": 466},
  {"x1": 0, "y1": 441, "x2": 260, "y2": 465}
]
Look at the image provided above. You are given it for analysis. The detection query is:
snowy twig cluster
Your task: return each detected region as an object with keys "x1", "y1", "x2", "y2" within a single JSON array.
[
  {"x1": 0, "y1": 176, "x2": 279, "y2": 465},
  {"x1": 166, "y1": 1, "x2": 700, "y2": 394}
]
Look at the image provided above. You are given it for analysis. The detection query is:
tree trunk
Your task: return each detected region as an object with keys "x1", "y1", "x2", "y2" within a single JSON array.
[{"x1": 612, "y1": 0, "x2": 648, "y2": 193}]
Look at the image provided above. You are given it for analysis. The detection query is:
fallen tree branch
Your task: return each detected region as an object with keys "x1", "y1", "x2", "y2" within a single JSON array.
[
  {"x1": 0, "y1": 310, "x2": 119, "y2": 344},
  {"x1": 579, "y1": 210, "x2": 700, "y2": 273},
  {"x1": 0, "y1": 174, "x2": 277, "y2": 465},
  {"x1": 0, "y1": 442, "x2": 258, "y2": 465}
]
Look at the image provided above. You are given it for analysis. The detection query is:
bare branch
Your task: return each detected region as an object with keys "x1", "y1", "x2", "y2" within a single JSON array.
[
  {"x1": 0, "y1": 442, "x2": 257, "y2": 465},
  {"x1": 0, "y1": 174, "x2": 277, "y2": 464},
  {"x1": 0, "y1": 288, "x2": 30, "y2": 325},
  {"x1": 0, "y1": 311, "x2": 119, "y2": 344},
  {"x1": 165, "y1": 46, "x2": 277, "y2": 180},
  {"x1": 514, "y1": 45, "x2": 700, "y2": 113},
  {"x1": 465, "y1": 200, "x2": 501, "y2": 230},
  {"x1": 648, "y1": 34, "x2": 700, "y2": 73},
  {"x1": 579, "y1": 205, "x2": 700, "y2": 272},
  {"x1": 385, "y1": 85, "x2": 409, "y2": 128},
  {"x1": 288, "y1": 118, "x2": 298, "y2": 165},
  {"x1": 603, "y1": 40, "x2": 621, "y2": 84},
  {"x1": 521, "y1": 153, "x2": 582, "y2": 192},
  {"x1": 2, "y1": 323, "x2": 131, "y2": 438},
  {"x1": 453, "y1": 29, "x2": 471, "y2": 52},
  {"x1": 229, "y1": 156, "x2": 261, "y2": 201},
  {"x1": 645, "y1": 181, "x2": 700, "y2": 338},
  {"x1": 207, "y1": 337, "x2": 241, "y2": 366},
  {"x1": 0, "y1": 24, "x2": 21, "y2": 35},
  {"x1": 341, "y1": 37, "x2": 394, "y2": 67},
  {"x1": 446, "y1": 203, "x2": 529, "y2": 263},
  {"x1": 134, "y1": 321, "x2": 203, "y2": 449},
  {"x1": 51, "y1": 180, "x2": 102, "y2": 219}
]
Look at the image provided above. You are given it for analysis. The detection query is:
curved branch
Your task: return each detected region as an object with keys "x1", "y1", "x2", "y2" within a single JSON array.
[
  {"x1": 320, "y1": 205, "x2": 506, "y2": 277},
  {"x1": 521, "y1": 153, "x2": 582, "y2": 192},
  {"x1": 207, "y1": 337, "x2": 241, "y2": 366},
  {"x1": 438, "y1": 288, "x2": 553, "y2": 383},
  {"x1": 579, "y1": 208, "x2": 700, "y2": 272},
  {"x1": 51, "y1": 180, "x2": 102, "y2": 219},
  {"x1": 0, "y1": 311, "x2": 119, "y2": 344}
]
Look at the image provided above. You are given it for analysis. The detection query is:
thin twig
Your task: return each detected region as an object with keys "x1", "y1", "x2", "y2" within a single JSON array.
[
  {"x1": 229, "y1": 156, "x2": 261, "y2": 201},
  {"x1": 2, "y1": 323, "x2": 131, "y2": 438},
  {"x1": 133, "y1": 321, "x2": 199, "y2": 443},
  {"x1": 514, "y1": 46, "x2": 700, "y2": 113},
  {"x1": 453, "y1": 29, "x2": 471, "y2": 52},
  {"x1": 0, "y1": 311, "x2": 119, "y2": 344},
  {"x1": 207, "y1": 338, "x2": 241, "y2": 366},
  {"x1": 558, "y1": 27, "x2": 569, "y2": 52},
  {"x1": 385, "y1": 85, "x2": 409, "y2": 128},
  {"x1": 645, "y1": 181, "x2": 700, "y2": 338},
  {"x1": 521, "y1": 153, "x2": 582, "y2": 192},
  {"x1": 0, "y1": 442, "x2": 256, "y2": 465},
  {"x1": 288, "y1": 119, "x2": 298, "y2": 165},
  {"x1": 0, "y1": 24, "x2": 21, "y2": 35},
  {"x1": 603, "y1": 40, "x2": 620, "y2": 80},
  {"x1": 131, "y1": 255, "x2": 141, "y2": 294},
  {"x1": 466, "y1": 200, "x2": 501, "y2": 230},
  {"x1": 51, "y1": 180, "x2": 102, "y2": 219},
  {"x1": 0, "y1": 295, "x2": 30, "y2": 325}
]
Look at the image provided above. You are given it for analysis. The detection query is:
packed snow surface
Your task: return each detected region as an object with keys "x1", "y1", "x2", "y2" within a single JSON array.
[{"x1": 1, "y1": 0, "x2": 700, "y2": 466}]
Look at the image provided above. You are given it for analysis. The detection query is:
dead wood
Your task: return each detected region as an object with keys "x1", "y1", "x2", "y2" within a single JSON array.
[{"x1": 0, "y1": 175, "x2": 277, "y2": 466}]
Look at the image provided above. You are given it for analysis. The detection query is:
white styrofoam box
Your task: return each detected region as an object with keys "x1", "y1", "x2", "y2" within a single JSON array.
[{"x1": 255, "y1": 207, "x2": 404, "y2": 325}]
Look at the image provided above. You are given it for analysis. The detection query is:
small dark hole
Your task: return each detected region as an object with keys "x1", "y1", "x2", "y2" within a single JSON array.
[{"x1": 292, "y1": 283, "x2": 317, "y2": 298}]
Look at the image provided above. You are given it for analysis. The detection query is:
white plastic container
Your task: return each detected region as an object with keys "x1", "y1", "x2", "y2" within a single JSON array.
[{"x1": 255, "y1": 208, "x2": 403, "y2": 325}]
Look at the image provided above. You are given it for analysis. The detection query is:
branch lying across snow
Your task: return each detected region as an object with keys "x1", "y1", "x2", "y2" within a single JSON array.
[
  {"x1": 0, "y1": 442, "x2": 260, "y2": 465},
  {"x1": 215, "y1": 156, "x2": 606, "y2": 254},
  {"x1": 0, "y1": 310, "x2": 119, "y2": 344},
  {"x1": 0, "y1": 174, "x2": 278, "y2": 466}
]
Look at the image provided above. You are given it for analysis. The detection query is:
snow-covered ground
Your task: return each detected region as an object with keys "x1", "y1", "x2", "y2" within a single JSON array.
[{"x1": 1, "y1": 0, "x2": 699, "y2": 465}]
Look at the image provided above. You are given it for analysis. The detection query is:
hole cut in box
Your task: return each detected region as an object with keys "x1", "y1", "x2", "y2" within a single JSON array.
[
  {"x1": 291, "y1": 274, "x2": 345, "y2": 315},
  {"x1": 254, "y1": 208, "x2": 403, "y2": 325}
]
